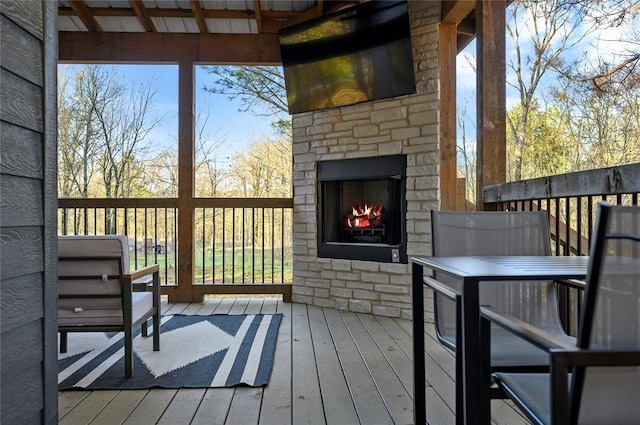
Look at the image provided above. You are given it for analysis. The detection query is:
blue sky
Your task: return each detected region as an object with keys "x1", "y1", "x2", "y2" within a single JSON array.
[{"x1": 58, "y1": 64, "x2": 281, "y2": 163}]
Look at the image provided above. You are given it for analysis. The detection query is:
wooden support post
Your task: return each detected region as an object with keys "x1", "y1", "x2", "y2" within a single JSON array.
[
  {"x1": 439, "y1": 22, "x2": 458, "y2": 211},
  {"x1": 476, "y1": 0, "x2": 506, "y2": 210},
  {"x1": 174, "y1": 61, "x2": 201, "y2": 302}
]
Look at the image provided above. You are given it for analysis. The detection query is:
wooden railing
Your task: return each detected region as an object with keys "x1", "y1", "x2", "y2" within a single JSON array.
[
  {"x1": 483, "y1": 163, "x2": 640, "y2": 333},
  {"x1": 58, "y1": 197, "x2": 293, "y2": 299},
  {"x1": 484, "y1": 164, "x2": 640, "y2": 254}
]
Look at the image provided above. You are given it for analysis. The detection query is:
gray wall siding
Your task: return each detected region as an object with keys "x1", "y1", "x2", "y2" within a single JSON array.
[{"x1": 1, "y1": 1, "x2": 58, "y2": 423}]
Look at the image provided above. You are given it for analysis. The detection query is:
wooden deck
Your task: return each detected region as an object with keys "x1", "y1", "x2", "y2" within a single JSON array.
[{"x1": 58, "y1": 297, "x2": 530, "y2": 425}]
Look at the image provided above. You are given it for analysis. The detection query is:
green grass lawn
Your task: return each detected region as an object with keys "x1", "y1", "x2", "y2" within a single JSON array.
[{"x1": 131, "y1": 246, "x2": 293, "y2": 284}]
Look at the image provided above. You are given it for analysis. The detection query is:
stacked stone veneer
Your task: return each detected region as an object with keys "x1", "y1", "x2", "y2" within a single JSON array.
[{"x1": 291, "y1": 2, "x2": 440, "y2": 319}]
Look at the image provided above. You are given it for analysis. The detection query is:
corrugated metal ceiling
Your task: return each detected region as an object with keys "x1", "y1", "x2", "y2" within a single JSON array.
[{"x1": 58, "y1": 0, "x2": 351, "y2": 34}]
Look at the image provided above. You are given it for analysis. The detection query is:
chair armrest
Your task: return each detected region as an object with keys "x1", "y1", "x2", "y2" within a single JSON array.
[
  {"x1": 423, "y1": 276, "x2": 461, "y2": 301},
  {"x1": 482, "y1": 307, "x2": 640, "y2": 366},
  {"x1": 550, "y1": 348, "x2": 640, "y2": 367},
  {"x1": 125, "y1": 264, "x2": 161, "y2": 311},
  {"x1": 480, "y1": 306, "x2": 574, "y2": 352},
  {"x1": 556, "y1": 278, "x2": 586, "y2": 290},
  {"x1": 126, "y1": 264, "x2": 159, "y2": 281}
]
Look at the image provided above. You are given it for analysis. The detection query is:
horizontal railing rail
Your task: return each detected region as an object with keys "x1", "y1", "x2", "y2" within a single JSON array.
[
  {"x1": 58, "y1": 198, "x2": 294, "y2": 290},
  {"x1": 482, "y1": 163, "x2": 640, "y2": 334},
  {"x1": 484, "y1": 164, "x2": 640, "y2": 255}
]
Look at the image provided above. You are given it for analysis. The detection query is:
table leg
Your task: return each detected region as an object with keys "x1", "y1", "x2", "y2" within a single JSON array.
[
  {"x1": 412, "y1": 262, "x2": 426, "y2": 424},
  {"x1": 462, "y1": 279, "x2": 490, "y2": 425}
]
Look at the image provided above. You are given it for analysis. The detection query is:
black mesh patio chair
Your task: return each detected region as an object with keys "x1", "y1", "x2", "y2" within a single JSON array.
[
  {"x1": 427, "y1": 210, "x2": 576, "y2": 424},
  {"x1": 480, "y1": 202, "x2": 640, "y2": 424}
]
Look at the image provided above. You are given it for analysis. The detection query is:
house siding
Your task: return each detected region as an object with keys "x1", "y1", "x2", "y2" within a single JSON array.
[
  {"x1": 291, "y1": 1, "x2": 440, "y2": 319},
  {"x1": 1, "y1": 1, "x2": 58, "y2": 423}
]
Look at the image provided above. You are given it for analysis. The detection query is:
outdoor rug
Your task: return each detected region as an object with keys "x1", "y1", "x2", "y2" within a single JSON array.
[{"x1": 58, "y1": 314, "x2": 282, "y2": 390}]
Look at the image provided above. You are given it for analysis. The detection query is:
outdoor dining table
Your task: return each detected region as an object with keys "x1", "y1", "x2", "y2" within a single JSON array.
[{"x1": 411, "y1": 255, "x2": 590, "y2": 425}]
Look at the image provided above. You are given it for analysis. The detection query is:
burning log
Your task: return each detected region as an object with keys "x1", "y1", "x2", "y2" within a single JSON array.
[{"x1": 345, "y1": 203, "x2": 384, "y2": 228}]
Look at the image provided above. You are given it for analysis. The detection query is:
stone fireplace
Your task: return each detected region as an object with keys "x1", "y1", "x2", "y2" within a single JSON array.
[{"x1": 291, "y1": 1, "x2": 439, "y2": 318}]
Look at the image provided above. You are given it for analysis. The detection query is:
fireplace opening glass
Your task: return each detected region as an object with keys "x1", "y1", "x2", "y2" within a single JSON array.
[
  {"x1": 322, "y1": 178, "x2": 402, "y2": 246},
  {"x1": 317, "y1": 154, "x2": 407, "y2": 263}
]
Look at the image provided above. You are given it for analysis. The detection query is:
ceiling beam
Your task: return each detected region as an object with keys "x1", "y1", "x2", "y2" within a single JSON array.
[
  {"x1": 58, "y1": 31, "x2": 282, "y2": 64},
  {"x1": 254, "y1": 0, "x2": 263, "y2": 33},
  {"x1": 189, "y1": 0, "x2": 209, "y2": 33},
  {"x1": 67, "y1": 0, "x2": 102, "y2": 32},
  {"x1": 442, "y1": 1, "x2": 476, "y2": 24},
  {"x1": 457, "y1": 17, "x2": 475, "y2": 36},
  {"x1": 130, "y1": 0, "x2": 156, "y2": 32}
]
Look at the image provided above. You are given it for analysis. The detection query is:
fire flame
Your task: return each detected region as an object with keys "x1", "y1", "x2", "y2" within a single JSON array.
[{"x1": 345, "y1": 203, "x2": 384, "y2": 228}]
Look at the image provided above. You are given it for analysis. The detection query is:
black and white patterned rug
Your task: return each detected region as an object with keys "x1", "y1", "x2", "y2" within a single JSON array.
[{"x1": 58, "y1": 314, "x2": 282, "y2": 389}]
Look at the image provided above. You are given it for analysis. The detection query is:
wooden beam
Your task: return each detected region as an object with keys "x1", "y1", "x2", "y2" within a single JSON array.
[
  {"x1": 476, "y1": 0, "x2": 506, "y2": 209},
  {"x1": 67, "y1": 0, "x2": 102, "y2": 32},
  {"x1": 175, "y1": 61, "x2": 198, "y2": 303},
  {"x1": 441, "y1": 1, "x2": 476, "y2": 24},
  {"x1": 253, "y1": 0, "x2": 263, "y2": 33},
  {"x1": 439, "y1": 23, "x2": 458, "y2": 211},
  {"x1": 130, "y1": 0, "x2": 156, "y2": 32},
  {"x1": 457, "y1": 17, "x2": 475, "y2": 36},
  {"x1": 189, "y1": 0, "x2": 209, "y2": 33},
  {"x1": 58, "y1": 31, "x2": 282, "y2": 64}
]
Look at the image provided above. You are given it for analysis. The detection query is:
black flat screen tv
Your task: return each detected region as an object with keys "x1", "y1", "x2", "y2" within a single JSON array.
[{"x1": 278, "y1": 0, "x2": 416, "y2": 114}]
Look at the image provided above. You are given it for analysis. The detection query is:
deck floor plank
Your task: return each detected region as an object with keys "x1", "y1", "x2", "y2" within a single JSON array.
[
  {"x1": 156, "y1": 388, "x2": 207, "y2": 425},
  {"x1": 291, "y1": 303, "x2": 325, "y2": 425},
  {"x1": 212, "y1": 298, "x2": 236, "y2": 314},
  {"x1": 88, "y1": 389, "x2": 148, "y2": 425},
  {"x1": 307, "y1": 305, "x2": 360, "y2": 425},
  {"x1": 58, "y1": 390, "x2": 90, "y2": 419},
  {"x1": 225, "y1": 387, "x2": 263, "y2": 425},
  {"x1": 195, "y1": 297, "x2": 223, "y2": 315},
  {"x1": 121, "y1": 389, "x2": 177, "y2": 425},
  {"x1": 228, "y1": 297, "x2": 250, "y2": 314},
  {"x1": 58, "y1": 297, "x2": 531, "y2": 425},
  {"x1": 258, "y1": 300, "x2": 293, "y2": 425},
  {"x1": 245, "y1": 297, "x2": 265, "y2": 314},
  {"x1": 341, "y1": 311, "x2": 414, "y2": 425},
  {"x1": 58, "y1": 390, "x2": 120, "y2": 425},
  {"x1": 190, "y1": 388, "x2": 235, "y2": 425},
  {"x1": 323, "y1": 308, "x2": 394, "y2": 425}
]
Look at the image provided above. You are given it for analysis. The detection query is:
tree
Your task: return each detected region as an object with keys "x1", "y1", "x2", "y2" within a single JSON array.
[
  {"x1": 551, "y1": 57, "x2": 640, "y2": 169},
  {"x1": 227, "y1": 136, "x2": 292, "y2": 198},
  {"x1": 506, "y1": 0, "x2": 587, "y2": 181},
  {"x1": 58, "y1": 66, "x2": 102, "y2": 198},
  {"x1": 58, "y1": 65, "x2": 161, "y2": 234},
  {"x1": 202, "y1": 65, "x2": 290, "y2": 133},
  {"x1": 88, "y1": 68, "x2": 159, "y2": 199},
  {"x1": 549, "y1": 1, "x2": 640, "y2": 92},
  {"x1": 506, "y1": 104, "x2": 569, "y2": 179},
  {"x1": 200, "y1": 65, "x2": 293, "y2": 198},
  {"x1": 58, "y1": 65, "x2": 161, "y2": 200},
  {"x1": 457, "y1": 99, "x2": 476, "y2": 202}
]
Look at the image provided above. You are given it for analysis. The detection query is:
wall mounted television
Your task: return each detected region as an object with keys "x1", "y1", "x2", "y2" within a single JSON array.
[{"x1": 278, "y1": 0, "x2": 416, "y2": 114}]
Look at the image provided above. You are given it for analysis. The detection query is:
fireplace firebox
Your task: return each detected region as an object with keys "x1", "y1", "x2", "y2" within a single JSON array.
[{"x1": 317, "y1": 155, "x2": 407, "y2": 263}]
